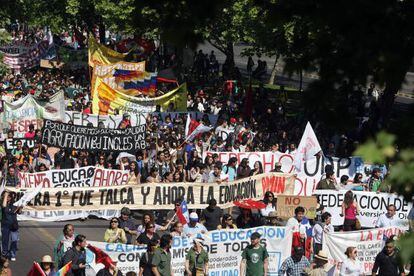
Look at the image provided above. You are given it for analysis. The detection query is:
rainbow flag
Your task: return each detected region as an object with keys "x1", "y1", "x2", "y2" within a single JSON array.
[
  {"x1": 56, "y1": 261, "x2": 72, "y2": 276},
  {"x1": 113, "y1": 69, "x2": 157, "y2": 94},
  {"x1": 113, "y1": 69, "x2": 146, "y2": 80}
]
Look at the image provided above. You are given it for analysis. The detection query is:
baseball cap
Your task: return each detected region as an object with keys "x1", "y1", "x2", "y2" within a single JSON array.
[
  {"x1": 189, "y1": 212, "x2": 199, "y2": 221},
  {"x1": 230, "y1": 118, "x2": 237, "y2": 124},
  {"x1": 250, "y1": 232, "x2": 261, "y2": 240}
]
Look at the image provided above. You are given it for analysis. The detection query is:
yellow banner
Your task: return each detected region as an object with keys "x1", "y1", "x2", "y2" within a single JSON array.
[
  {"x1": 88, "y1": 36, "x2": 128, "y2": 67},
  {"x1": 91, "y1": 76, "x2": 187, "y2": 115},
  {"x1": 91, "y1": 61, "x2": 146, "y2": 94}
]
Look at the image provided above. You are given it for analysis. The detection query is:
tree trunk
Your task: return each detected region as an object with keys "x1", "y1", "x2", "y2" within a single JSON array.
[
  {"x1": 223, "y1": 42, "x2": 235, "y2": 78},
  {"x1": 299, "y1": 69, "x2": 303, "y2": 92},
  {"x1": 99, "y1": 22, "x2": 106, "y2": 44},
  {"x1": 268, "y1": 55, "x2": 280, "y2": 85}
]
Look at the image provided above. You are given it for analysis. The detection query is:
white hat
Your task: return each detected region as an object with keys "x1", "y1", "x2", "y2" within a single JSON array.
[
  {"x1": 41, "y1": 255, "x2": 53, "y2": 263},
  {"x1": 315, "y1": 250, "x2": 329, "y2": 261},
  {"x1": 189, "y1": 212, "x2": 198, "y2": 221}
]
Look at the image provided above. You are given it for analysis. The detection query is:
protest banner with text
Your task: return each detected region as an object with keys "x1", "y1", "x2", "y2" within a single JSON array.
[
  {"x1": 323, "y1": 227, "x2": 405, "y2": 274},
  {"x1": 91, "y1": 76, "x2": 187, "y2": 114},
  {"x1": 314, "y1": 190, "x2": 411, "y2": 228},
  {"x1": 41, "y1": 119, "x2": 146, "y2": 152},
  {"x1": 10, "y1": 173, "x2": 295, "y2": 212},
  {"x1": 88, "y1": 226, "x2": 292, "y2": 275},
  {"x1": 17, "y1": 166, "x2": 130, "y2": 188},
  {"x1": 204, "y1": 151, "x2": 381, "y2": 196},
  {"x1": 4, "y1": 138, "x2": 36, "y2": 152},
  {"x1": 64, "y1": 111, "x2": 147, "y2": 128},
  {"x1": 3, "y1": 92, "x2": 65, "y2": 137},
  {"x1": 276, "y1": 195, "x2": 317, "y2": 219}
]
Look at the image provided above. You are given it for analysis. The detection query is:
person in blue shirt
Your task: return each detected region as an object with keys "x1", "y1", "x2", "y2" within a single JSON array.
[{"x1": 223, "y1": 157, "x2": 237, "y2": 181}]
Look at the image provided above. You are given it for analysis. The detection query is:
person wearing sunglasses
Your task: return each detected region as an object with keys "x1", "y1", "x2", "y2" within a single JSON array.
[
  {"x1": 104, "y1": 217, "x2": 127, "y2": 244},
  {"x1": 137, "y1": 223, "x2": 160, "y2": 246},
  {"x1": 340, "y1": 247, "x2": 363, "y2": 276},
  {"x1": 218, "y1": 214, "x2": 238, "y2": 230}
]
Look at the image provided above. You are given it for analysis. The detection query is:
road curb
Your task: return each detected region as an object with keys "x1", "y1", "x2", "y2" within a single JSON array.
[{"x1": 397, "y1": 92, "x2": 414, "y2": 99}]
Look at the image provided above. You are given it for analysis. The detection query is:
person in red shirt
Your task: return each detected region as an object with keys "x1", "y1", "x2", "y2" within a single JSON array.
[{"x1": 24, "y1": 124, "x2": 36, "y2": 139}]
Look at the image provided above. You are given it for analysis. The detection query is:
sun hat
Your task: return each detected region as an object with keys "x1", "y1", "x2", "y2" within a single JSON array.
[
  {"x1": 314, "y1": 250, "x2": 329, "y2": 261},
  {"x1": 41, "y1": 255, "x2": 53, "y2": 263}
]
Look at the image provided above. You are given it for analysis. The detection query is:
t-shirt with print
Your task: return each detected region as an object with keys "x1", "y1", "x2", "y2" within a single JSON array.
[{"x1": 241, "y1": 245, "x2": 269, "y2": 276}]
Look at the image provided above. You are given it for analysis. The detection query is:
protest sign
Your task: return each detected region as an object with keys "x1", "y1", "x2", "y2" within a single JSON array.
[
  {"x1": 204, "y1": 151, "x2": 371, "y2": 196},
  {"x1": 18, "y1": 209, "x2": 119, "y2": 222},
  {"x1": 91, "y1": 76, "x2": 187, "y2": 114},
  {"x1": 17, "y1": 166, "x2": 130, "y2": 188},
  {"x1": 64, "y1": 111, "x2": 147, "y2": 128},
  {"x1": 2, "y1": 92, "x2": 65, "y2": 136},
  {"x1": 2, "y1": 40, "x2": 50, "y2": 71},
  {"x1": 323, "y1": 227, "x2": 405, "y2": 274},
  {"x1": 276, "y1": 195, "x2": 317, "y2": 219},
  {"x1": 4, "y1": 138, "x2": 36, "y2": 152},
  {"x1": 10, "y1": 173, "x2": 295, "y2": 212},
  {"x1": 88, "y1": 226, "x2": 292, "y2": 275},
  {"x1": 314, "y1": 190, "x2": 411, "y2": 228},
  {"x1": 41, "y1": 119, "x2": 146, "y2": 152}
]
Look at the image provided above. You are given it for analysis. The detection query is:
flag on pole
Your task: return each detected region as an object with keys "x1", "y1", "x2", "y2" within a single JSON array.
[
  {"x1": 87, "y1": 244, "x2": 114, "y2": 269},
  {"x1": 176, "y1": 200, "x2": 190, "y2": 225},
  {"x1": 294, "y1": 122, "x2": 322, "y2": 172},
  {"x1": 14, "y1": 184, "x2": 43, "y2": 207},
  {"x1": 185, "y1": 124, "x2": 212, "y2": 142},
  {"x1": 56, "y1": 261, "x2": 72, "y2": 276},
  {"x1": 27, "y1": 262, "x2": 46, "y2": 276}
]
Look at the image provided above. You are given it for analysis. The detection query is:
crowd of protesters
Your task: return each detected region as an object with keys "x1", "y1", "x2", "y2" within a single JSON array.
[{"x1": 0, "y1": 26, "x2": 412, "y2": 275}]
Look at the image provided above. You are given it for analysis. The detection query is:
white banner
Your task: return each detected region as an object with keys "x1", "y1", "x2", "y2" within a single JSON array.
[
  {"x1": 18, "y1": 209, "x2": 119, "y2": 221},
  {"x1": 314, "y1": 190, "x2": 411, "y2": 228},
  {"x1": 323, "y1": 227, "x2": 405, "y2": 274},
  {"x1": 88, "y1": 226, "x2": 292, "y2": 275},
  {"x1": 17, "y1": 166, "x2": 130, "y2": 188},
  {"x1": 64, "y1": 111, "x2": 147, "y2": 128},
  {"x1": 2, "y1": 92, "x2": 65, "y2": 136},
  {"x1": 204, "y1": 152, "x2": 375, "y2": 196}
]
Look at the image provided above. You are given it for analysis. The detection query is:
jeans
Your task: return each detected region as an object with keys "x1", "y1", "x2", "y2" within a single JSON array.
[{"x1": 1, "y1": 226, "x2": 17, "y2": 258}]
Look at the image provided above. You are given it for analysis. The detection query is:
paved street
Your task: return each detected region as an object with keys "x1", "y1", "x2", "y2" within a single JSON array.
[{"x1": 12, "y1": 219, "x2": 111, "y2": 274}]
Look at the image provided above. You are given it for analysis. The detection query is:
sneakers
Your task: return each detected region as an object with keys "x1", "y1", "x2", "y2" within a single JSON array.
[{"x1": 10, "y1": 257, "x2": 16, "y2": 261}]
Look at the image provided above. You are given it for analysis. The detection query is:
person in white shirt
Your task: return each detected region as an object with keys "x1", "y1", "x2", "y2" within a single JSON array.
[
  {"x1": 340, "y1": 247, "x2": 364, "y2": 276},
  {"x1": 312, "y1": 212, "x2": 334, "y2": 254},
  {"x1": 208, "y1": 162, "x2": 228, "y2": 183},
  {"x1": 286, "y1": 206, "x2": 305, "y2": 232},
  {"x1": 376, "y1": 204, "x2": 399, "y2": 228},
  {"x1": 183, "y1": 212, "x2": 207, "y2": 237}
]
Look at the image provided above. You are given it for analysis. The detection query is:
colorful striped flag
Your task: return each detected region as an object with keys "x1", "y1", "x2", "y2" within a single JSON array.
[{"x1": 56, "y1": 261, "x2": 72, "y2": 276}]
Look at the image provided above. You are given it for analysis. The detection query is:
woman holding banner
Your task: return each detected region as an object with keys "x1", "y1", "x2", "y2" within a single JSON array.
[{"x1": 340, "y1": 247, "x2": 363, "y2": 276}]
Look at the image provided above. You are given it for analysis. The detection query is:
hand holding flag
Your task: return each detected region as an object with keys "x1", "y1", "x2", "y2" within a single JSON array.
[{"x1": 176, "y1": 200, "x2": 190, "y2": 225}]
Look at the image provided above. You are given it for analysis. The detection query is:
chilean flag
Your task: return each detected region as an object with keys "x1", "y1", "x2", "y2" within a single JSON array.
[{"x1": 176, "y1": 200, "x2": 190, "y2": 225}]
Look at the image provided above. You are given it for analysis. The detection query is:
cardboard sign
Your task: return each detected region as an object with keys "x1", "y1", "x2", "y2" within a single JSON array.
[{"x1": 277, "y1": 195, "x2": 317, "y2": 219}]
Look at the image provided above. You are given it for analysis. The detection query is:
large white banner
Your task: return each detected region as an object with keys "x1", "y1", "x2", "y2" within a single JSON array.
[
  {"x1": 314, "y1": 190, "x2": 411, "y2": 228},
  {"x1": 323, "y1": 227, "x2": 405, "y2": 274},
  {"x1": 18, "y1": 209, "x2": 119, "y2": 221},
  {"x1": 204, "y1": 152, "x2": 374, "y2": 196},
  {"x1": 64, "y1": 111, "x2": 147, "y2": 128},
  {"x1": 2, "y1": 92, "x2": 65, "y2": 136},
  {"x1": 88, "y1": 226, "x2": 292, "y2": 275}
]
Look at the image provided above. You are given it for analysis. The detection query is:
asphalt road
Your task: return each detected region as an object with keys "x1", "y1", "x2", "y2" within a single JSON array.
[{"x1": 12, "y1": 219, "x2": 112, "y2": 275}]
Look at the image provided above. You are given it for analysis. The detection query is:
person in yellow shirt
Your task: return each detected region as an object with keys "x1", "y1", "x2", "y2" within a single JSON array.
[{"x1": 104, "y1": 218, "x2": 127, "y2": 244}]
